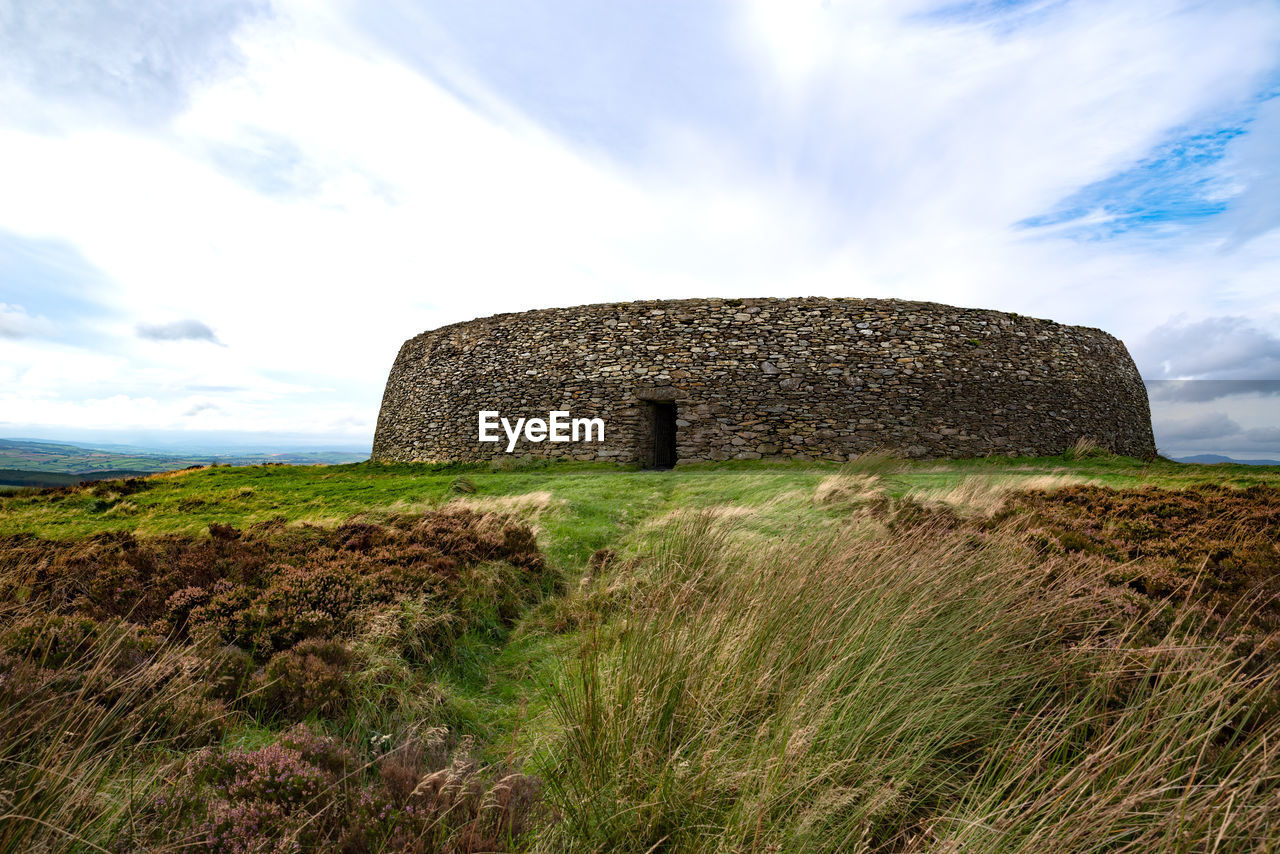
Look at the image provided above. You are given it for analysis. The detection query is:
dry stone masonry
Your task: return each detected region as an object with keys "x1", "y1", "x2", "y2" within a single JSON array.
[{"x1": 372, "y1": 297, "x2": 1156, "y2": 465}]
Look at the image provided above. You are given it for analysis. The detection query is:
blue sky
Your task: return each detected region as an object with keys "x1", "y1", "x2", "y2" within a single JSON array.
[{"x1": 2, "y1": 0, "x2": 1279, "y2": 457}]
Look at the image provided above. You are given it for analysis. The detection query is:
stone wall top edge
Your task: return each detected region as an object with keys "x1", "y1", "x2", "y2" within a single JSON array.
[{"x1": 403, "y1": 296, "x2": 1123, "y2": 348}]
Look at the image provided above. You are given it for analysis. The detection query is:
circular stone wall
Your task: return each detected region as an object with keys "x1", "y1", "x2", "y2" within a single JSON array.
[{"x1": 372, "y1": 297, "x2": 1155, "y2": 464}]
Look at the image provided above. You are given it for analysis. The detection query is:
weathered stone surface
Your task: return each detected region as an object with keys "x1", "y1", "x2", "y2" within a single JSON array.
[{"x1": 372, "y1": 297, "x2": 1156, "y2": 465}]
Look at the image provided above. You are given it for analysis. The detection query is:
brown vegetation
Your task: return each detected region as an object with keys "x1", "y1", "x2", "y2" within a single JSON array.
[
  {"x1": 0, "y1": 509, "x2": 549, "y2": 852},
  {"x1": 1003, "y1": 484, "x2": 1280, "y2": 654}
]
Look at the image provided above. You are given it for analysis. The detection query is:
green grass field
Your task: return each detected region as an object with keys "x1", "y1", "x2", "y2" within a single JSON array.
[
  {"x1": 3, "y1": 454, "x2": 1274, "y2": 561},
  {"x1": 2, "y1": 455, "x2": 1278, "y2": 852}
]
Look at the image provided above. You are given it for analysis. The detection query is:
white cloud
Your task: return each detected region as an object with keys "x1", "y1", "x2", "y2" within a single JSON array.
[
  {"x1": 0, "y1": 0, "x2": 267, "y2": 128},
  {"x1": 1135, "y1": 315, "x2": 1280, "y2": 379},
  {"x1": 1220, "y1": 95, "x2": 1280, "y2": 249},
  {"x1": 0, "y1": 0, "x2": 1278, "y2": 446},
  {"x1": 137, "y1": 318, "x2": 224, "y2": 344},
  {"x1": 0, "y1": 302, "x2": 53, "y2": 339}
]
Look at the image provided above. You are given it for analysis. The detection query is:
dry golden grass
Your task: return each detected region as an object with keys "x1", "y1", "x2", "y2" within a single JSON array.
[
  {"x1": 643, "y1": 504, "x2": 759, "y2": 531},
  {"x1": 813, "y1": 472, "x2": 885, "y2": 506},
  {"x1": 908, "y1": 473, "x2": 1090, "y2": 517},
  {"x1": 448, "y1": 490, "x2": 563, "y2": 528},
  {"x1": 145, "y1": 466, "x2": 211, "y2": 480}
]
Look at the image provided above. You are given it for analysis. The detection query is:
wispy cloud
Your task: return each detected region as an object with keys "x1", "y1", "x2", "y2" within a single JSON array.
[
  {"x1": 182, "y1": 401, "x2": 221, "y2": 417},
  {"x1": 201, "y1": 128, "x2": 324, "y2": 197},
  {"x1": 136, "y1": 319, "x2": 224, "y2": 345},
  {"x1": 0, "y1": 0, "x2": 268, "y2": 128},
  {"x1": 1017, "y1": 124, "x2": 1244, "y2": 239},
  {"x1": 0, "y1": 303, "x2": 52, "y2": 339},
  {"x1": 1218, "y1": 94, "x2": 1280, "y2": 249},
  {"x1": 1018, "y1": 90, "x2": 1280, "y2": 244}
]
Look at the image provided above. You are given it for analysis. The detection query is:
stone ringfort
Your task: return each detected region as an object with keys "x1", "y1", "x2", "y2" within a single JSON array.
[{"x1": 372, "y1": 297, "x2": 1156, "y2": 466}]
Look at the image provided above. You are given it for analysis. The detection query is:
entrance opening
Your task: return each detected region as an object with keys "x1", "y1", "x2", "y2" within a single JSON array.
[{"x1": 651, "y1": 402, "x2": 677, "y2": 469}]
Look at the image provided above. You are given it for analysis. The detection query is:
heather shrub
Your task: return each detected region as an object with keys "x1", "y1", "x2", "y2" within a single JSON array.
[
  {"x1": 1, "y1": 508, "x2": 546, "y2": 643},
  {"x1": 205, "y1": 563, "x2": 367, "y2": 658},
  {"x1": 252, "y1": 639, "x2": 354, "y2": 720},
  {"x1": 1006, "y1": 483, "x2": 1280, "y2": 651},
  {"x1": 89, "y1": 477, "x2": 151, "y2": 498},
  {"x1": 137, "y1": 727, "x2": 541, "y2": 853},
  {"x1": 199, "y1": 742, "x2": 332, "y2": 808},
  {"x1": 164, "y1": 583, "x2": 213, "y2": 632},
  {"x1": 1, "y1": 612, "x2": 104, "y2": 668},
  {"x1": 200, "y1": 800, "x2": 296, "y2": 854},
  {"x1": 201, "y1": 642, "x2": 255, "y2": 702},
  {"x1": 191, "y1": 742, "x2": 334, "y2": 852},
  {"x1": 279, "y1": 722, "x2": 356, "y2": 776},
  {"x1": 0, "y1": 508, "x2": 550, "y2": 852}
]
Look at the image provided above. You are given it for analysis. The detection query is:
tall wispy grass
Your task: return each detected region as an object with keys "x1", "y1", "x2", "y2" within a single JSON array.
[
  {"x1": 539, "y1": 513, "x2": 1280, "y2": 852},
  {"x1": 0, "y1": 622, "x2": 213, "y2": 853}
]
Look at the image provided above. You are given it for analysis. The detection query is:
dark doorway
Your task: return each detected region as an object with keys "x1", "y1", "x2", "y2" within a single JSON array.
[{"x1": 652, "y1": 402, "x2": 677, "y2": 469}]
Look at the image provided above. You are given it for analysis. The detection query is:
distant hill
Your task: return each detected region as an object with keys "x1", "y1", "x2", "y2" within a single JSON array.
[
  {"x1": 1174, "y1": 454, "x2": 1280, "y2": 466},
  {"x1": 0, "y1": 468, "x2": 156, "y2": 488},
  {"x1": 0, "y1": 438, "x2": 367, "y2": 477}
]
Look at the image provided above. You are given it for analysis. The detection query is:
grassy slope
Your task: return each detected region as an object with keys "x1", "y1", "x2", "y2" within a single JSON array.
[{"x1": 2, "y1": 456, "x2": 1278, "y2": 850}]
